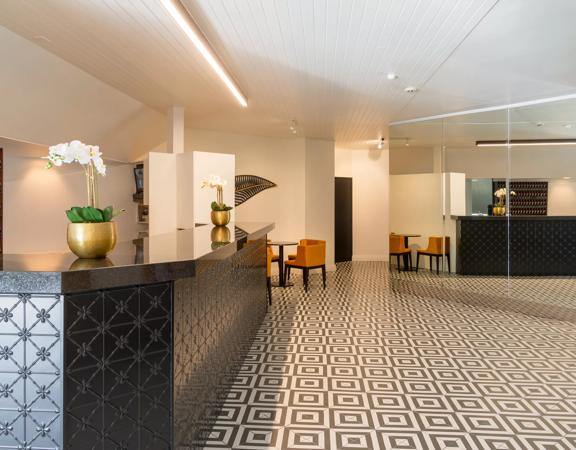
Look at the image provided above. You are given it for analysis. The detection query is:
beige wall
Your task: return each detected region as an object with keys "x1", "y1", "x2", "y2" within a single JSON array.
[
  {"x1": 0, "y1": 26, "x2": 164, "y2": 162},
  {"x1": 305, "y1": 139, "x2": 335, "y2": 269},
  {"x1": 4, "y1": 141, "x2": 138, "y2": 253},
  {"x1": 390, "y1": 173, "x2": 458, "y2": 272},
  {"x1": 335, "y1": 147, "x2": 390, "y2": 261},
  {"x1": 548, "y1": 179, "x2": 576, "y2": 216},
  {"x1": 167, "y1": 129, "x2": 336, "y2": 269}
]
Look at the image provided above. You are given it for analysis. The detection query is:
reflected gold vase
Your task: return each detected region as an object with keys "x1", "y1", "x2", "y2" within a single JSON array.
[
  {"x1": 211, "y1": 210, "x2": 231, "y2": 226},
  {"x1": 67, "y1": 222, "x2": 117, "y2": 259}
]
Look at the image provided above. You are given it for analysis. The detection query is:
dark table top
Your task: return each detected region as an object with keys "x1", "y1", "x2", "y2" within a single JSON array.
[{"x1": 0, "y1": 222, "x2": 274, "y2": 294}]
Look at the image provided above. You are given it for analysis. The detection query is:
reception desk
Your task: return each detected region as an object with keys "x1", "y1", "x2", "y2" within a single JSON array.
[
  {"x1": 0, "y1": 222, "x2": 273, "y2": 449},
  {"x1": 457, "y1": 216, "x2": 576, "y2": 275}
]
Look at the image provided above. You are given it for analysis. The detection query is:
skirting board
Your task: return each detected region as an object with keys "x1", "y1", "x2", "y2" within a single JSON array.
[{"x1": 352, "y1": 255, "x2": 388, "y2": 261}]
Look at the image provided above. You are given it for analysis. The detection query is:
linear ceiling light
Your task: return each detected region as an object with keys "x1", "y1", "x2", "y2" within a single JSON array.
[
  {"x1": 160, "y1": 0, "x2": 248, "y2": 107},
  {"x1": 476, "y1": 139, "x2": 576, "y2": 147}
]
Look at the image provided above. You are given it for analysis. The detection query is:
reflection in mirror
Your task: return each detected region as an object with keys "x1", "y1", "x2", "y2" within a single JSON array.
[{"x1": 508, "y1": 98, "x2": 576, "y2": 320}]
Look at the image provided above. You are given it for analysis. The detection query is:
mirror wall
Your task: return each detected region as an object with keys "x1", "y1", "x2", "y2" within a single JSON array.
[{"x1": 389, "y1": 97, "x2": 576, "y2": 322}]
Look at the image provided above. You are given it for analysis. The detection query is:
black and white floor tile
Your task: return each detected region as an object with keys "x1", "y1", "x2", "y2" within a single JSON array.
[{"x1": 201, "y1": 262, "x2": 576, "y2": 449}]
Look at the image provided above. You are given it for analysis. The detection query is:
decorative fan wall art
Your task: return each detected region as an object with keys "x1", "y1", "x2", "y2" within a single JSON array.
[{"x1": 235, "y1": 175, "x2": 277, "y2": 206}]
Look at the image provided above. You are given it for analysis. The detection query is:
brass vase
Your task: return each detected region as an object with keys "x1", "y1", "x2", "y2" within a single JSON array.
[
  {"x1": 493, "y1": 205, "x2": 506, "y2": 216},
  {"x1": 211, "y1": 210, "x2": 231, "y2": 226},
  {"x1": 67, "y1": 222, "x2": 117, "y2": 259}
]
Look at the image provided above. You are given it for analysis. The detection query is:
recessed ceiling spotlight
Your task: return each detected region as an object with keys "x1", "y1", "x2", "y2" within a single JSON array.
[
  {"x1": 386, "y1": 73, "x2": 398, "y2": 80},
  {"x1": 289, "y1": 120, "x2": 298, "y2": 134},
  {"x1": 563, "y1": 176, "x2": 572, "y2": 180},
  {"x1": 404, "y1": 86, "x2": 418, "y2": 94},
  {"x1": 377, "y1": 138, "x2": 385, "y2": 149},
  {"x1": 536, "y1": 122, "x2": 543, "y2": 127},
  {"x1": 405, "y1": 139, "x2": 410, "y2": 147},
  {"x1": 565, "y1": 124, "x2": 573, "y2": 129}
]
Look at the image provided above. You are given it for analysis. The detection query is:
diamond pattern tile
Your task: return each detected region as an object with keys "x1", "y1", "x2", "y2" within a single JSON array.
[{"x1": 201, "y1": 261, "x2": 576, "y2": 450}]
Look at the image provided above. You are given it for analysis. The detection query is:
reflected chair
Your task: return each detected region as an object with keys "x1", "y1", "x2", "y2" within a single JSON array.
[
  {"x1": 416, "y1": 236, "x2": 450, "y2": 274},
  {"x1": 267, "y1": 239, "x2": 280, "y2": 271},
  {"x1": 284, "y1": 242, "x2": 326, "y2": 292},
  {"x1": 389, "y1": 234, "x2": 412, "y2": 272},
  {"x1": 266, "y1": 245, "x2": 273, "y2": 305},
  {"x1": 288, "y1": 239, "x2": 325, "y2": 260}
]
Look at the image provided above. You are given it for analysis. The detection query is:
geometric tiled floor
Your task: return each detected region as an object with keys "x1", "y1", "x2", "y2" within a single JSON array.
[{"x1": 201, "y1": 262, "x2": 576, "y2": 449}]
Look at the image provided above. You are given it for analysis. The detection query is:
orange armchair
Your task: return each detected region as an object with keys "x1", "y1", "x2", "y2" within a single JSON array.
[
  {"x1": 288, "y1": 239, "x2": 325, "y2": 260},
  {"x1": 416, "y1": 236, "x2": 450, "y2": 274},
  {"x1": 284, "y1": 242, "x2": 326, "y2": 292},
  {"x1": 389, "y1": 235, "x2": 412, "y2": 272}
]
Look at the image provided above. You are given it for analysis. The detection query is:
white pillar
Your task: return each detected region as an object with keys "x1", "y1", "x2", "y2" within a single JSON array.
[{"x1": 167, "y1": 106, "x2": 185, "y2": 154}]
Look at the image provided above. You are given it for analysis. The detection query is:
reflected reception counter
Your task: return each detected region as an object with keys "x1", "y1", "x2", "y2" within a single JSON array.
[
  {"x1": 457, "y1": 216, "x2": 576, "y2": 276},
  {"x1": 0, "y1": 222, "x2": 273, "y2": 450}
]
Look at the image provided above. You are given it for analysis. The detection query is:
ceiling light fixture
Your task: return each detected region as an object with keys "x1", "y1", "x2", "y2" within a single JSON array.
[
  {"x1": 405, "y1": 139, "x2": 410, "y2": 147},
  {"x1": 563, "y1": 176, "x2": 572, "y2": 180},
  {"x1": 404, "y1": 86, "x2": 418, "y2": 93},
  {"x1": 160, "y1": 0, "x2": 248, "y2": 107},
  {"x1": 289, "y1": 120, "x2": 298, "y2": 134},
  {"x1": 476, "y1": 139, "x2": 576, "y2": 147},
  {"x1": 377, "y1": 138, "x2": 385, "y2": 149},
  {"x1": 386, "y1": 73, "x2": 398, "y2": 80},
  {"x1": 565, "y1": 124, "x2": 573, "y2": 129}
]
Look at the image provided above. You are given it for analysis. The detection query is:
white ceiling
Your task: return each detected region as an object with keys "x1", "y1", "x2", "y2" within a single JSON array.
[{"x1": 0, "y1": 0, "x2": 575, "y2": 146}]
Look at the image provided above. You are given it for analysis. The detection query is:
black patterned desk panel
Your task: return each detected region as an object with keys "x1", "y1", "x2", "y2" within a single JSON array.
[
  {"x1": 0, "y1": 222, "x2": 272, "y2": 450},
  {"x1": 457, "y1": 216, "x2": 576, "y2": 276}
]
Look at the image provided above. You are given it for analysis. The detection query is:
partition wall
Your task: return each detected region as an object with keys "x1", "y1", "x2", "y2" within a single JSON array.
[{"x1": 389, "y1": 97, "x2": 576, "y2": 323}]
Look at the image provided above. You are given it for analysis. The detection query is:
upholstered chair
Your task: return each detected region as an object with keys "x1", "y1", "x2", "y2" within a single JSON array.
[
  {"x1": 416, "y1": 236, "x2": 450, "y2": 274},
  {"x1": 389, "y1": 234, "x2": 412, "y2": 272},
  {"x1": 284, "y1": 242, "x2": 326, "y2": 292}
]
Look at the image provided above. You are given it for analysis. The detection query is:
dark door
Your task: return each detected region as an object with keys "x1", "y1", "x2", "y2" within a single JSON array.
[{"x1": 335, "y1": 177, "x2": 352, "y2": 262}]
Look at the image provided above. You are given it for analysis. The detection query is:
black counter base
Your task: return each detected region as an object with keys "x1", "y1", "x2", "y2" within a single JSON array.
[{"x1": 457, "y1": 216, "x2": 576, "y2": 276}]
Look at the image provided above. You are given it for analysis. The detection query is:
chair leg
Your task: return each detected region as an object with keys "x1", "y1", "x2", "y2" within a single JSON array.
[
  {"x1": 287, "y1": 266, "x2": 291, "y2": 281},
  {"x1": 267, "y1": 277, "x2": 272, "y2": 305},
  {"x1": 321, "y1": 265, "x2": 326, "y2": 289},
  {"x1": 397, "y1": 255, "x2": 401, "y2": 272},
  {"x1": 303, "y1": 268, "x2": 309, "y2": 292},
  {"x1": 284, "y1": 265, "x2": 289, "y2": 284},
  {"x1": 446, "y1": 254, "x2": 451, "y2": 273},
  {"x1": 429, "y1": 256, "x2": 432, "y2": 272},
  {"x1": 436, "y1": 256, "x2": 440, "y2": 275},
  {"x1": 416, "y1": 253, "x2": 420, "y2": 272},
  {"x1": 408, "y1": 253, "x2": 412, "y2": 270}
]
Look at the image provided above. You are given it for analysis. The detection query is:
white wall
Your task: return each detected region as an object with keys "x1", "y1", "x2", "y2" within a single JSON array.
[
  {"x1": 305, "y1": 139, "x2": 335, "y2": 269},
  {"x1": 335, "y1": 147, "x2": 390, "y2": 261},
  {"x1": 548, "y1": 179, "x2": 576, "y2": 216},
  {"x1": 390, "y1": 173, "x2": 457, "y2": 271},
  {"x1": 4, "y1": 141, "x2": 138, "y2": 253}
]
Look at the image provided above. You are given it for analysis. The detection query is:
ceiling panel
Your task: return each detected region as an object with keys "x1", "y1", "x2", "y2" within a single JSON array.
[{"x1": 3, "y1": 0, "x2": 572, "y2": 147}]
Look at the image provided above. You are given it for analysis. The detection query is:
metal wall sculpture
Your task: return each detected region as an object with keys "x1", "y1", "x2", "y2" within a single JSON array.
[{"x1": 234, "y1": 175, "x2": 276, "y2": 207}]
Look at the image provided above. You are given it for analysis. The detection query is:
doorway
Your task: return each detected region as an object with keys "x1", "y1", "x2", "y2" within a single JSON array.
[{"x1": 335, "y1": 177, "x2": 352, "y2": 262}]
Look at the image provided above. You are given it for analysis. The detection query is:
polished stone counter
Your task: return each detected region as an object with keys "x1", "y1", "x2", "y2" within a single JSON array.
[
  {"x1": 457, "y1": 216, "x2": 576, "y2": 275},
  {"x1": 0, "y1": 221, "x2": 274, "y2": 293},
  {"x1": 0, "y1": 222, "x2": 272, "y2": 449}
]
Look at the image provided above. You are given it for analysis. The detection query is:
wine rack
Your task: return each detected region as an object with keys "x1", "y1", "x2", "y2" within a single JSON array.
[{"x1": 492, "y1": 180, "x2": 548, "y2": 216}]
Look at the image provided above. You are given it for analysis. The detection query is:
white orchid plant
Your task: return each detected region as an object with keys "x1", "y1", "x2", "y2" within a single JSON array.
[
  {"x1": 44, "y1": 140, "x2": 123, "y2": 223},
  {"x1": 201, "y1": 175, "x2": 233, "y2": 212},
  {"x1": 494, "y1": 187, "x2": 516, "y2": 206}
]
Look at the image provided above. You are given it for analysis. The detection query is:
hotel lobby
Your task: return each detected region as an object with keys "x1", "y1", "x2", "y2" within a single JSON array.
[{"x1": 1, "y1": 1, "x2": 576, "y2": 449}]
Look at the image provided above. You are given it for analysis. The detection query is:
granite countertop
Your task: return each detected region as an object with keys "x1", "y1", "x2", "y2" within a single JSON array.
[{"x1": 0, "y1": 222, "x2": 274, "y2": 294}]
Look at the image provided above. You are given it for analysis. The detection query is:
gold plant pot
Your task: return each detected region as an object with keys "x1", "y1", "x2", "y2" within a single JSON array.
[
  {"x1": 493, "y1": 206, "x2": 506, "y2": 216},
  {"x1": 211, "y1": 210, "x2": 231, "y2": 226},
  {"x1": 67, "y1": 222, "x2": 117, "y2": 259},
  {"x1": 211, "y1": 225, "x2": 231, "y2": 243}
]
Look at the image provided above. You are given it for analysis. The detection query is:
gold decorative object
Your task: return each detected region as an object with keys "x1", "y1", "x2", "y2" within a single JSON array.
[
  {"x1": 69, "y1": 257, "x2": 114, "y2": 271},
  {"x1": 211, "y1": 210, "x2": 231, "y2": 226},
  {"x1": 211, "y1": 225, "x2": 231, "y2": 243},
  {"x1": 493, "y1": 205, "x2": 506, "y2": 216},
  {"x1": 67, "y1": 222, "x2": 117, "y2": 259}
]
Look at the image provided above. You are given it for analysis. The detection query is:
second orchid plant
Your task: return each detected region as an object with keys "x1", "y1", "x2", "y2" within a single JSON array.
[{"x1": 201, "y1": 175, "x2": 233, "y2": 212}]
